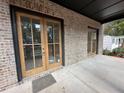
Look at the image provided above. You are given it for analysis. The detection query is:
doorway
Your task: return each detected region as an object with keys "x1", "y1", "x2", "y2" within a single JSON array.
[
  {"x1": 16, "y1": 12, "x2": 62, "y2": 78},
  {"x1": 87, "y1": 27, "x2": 98, "y2": 55}
]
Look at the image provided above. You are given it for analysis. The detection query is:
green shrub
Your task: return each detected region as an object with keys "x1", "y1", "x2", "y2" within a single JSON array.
[
  {"x1": 117, "y1": 53, "x2": 124, "y2": 58},
  {"x1": 112, "y1": 47, "x2": 124, "y2": 57},
  {"x1": 112, "y1": 47, "x2": 124, "y2": 54},
  {"x1": 103, "y1": 49, "x2": 112, "y2": 55},
  {"x1": 103, "y1": 48, "x2": 124, "y2": 58}
]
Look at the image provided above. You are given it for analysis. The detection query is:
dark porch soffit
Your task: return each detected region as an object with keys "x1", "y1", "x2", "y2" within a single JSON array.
[{"x1": 50, "y1": 0, "x2": 124, "y2": 23}]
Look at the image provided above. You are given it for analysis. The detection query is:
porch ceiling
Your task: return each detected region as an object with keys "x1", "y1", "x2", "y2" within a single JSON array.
[{"x1": 50, "y1": 0, "x2": 124, "y2": 23}]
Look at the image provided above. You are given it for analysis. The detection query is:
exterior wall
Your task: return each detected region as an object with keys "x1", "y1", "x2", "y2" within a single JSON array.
[
  {"x1": 0, "y1": 0, "x2": 102, "y2": 90},
  {"x1": 103, "y1": 36, "x2": 113, "y2": 51},
  {"x1": 112, "y1": 36, "x2": 124, "y2": 49},
  {"x1": 0, "y1": 1, "x2": 18, "y2": 90},
  {"x1": 103, "y1": 35, "x2": 124, "y2": 51}
]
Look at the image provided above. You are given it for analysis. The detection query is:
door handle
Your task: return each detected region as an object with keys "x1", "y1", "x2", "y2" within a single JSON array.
[
  {"x1": 42, "y1": 52, "x2": 45, "y2": 55},
  {"x1": 42, "y1": 48, "x2": 45, "y2": 55}
]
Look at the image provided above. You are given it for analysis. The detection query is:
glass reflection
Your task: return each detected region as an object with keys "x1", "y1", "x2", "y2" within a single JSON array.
[
  {"x1": 32, "y1": 19, "x2": 41, "y2": 44},
  {"x1": 54, "y1": 23, "x2": 59, "y2": 43},
  {"x1": 47, "y1": 24, "x2": 54, "y2": 43},
  {"x1": 21, "y1": 16, "x2": 32, "y2": 44},
  {"x1": 24, "y1": 45, "x2": 34, "y2": 70},
  {"x1": 92, "y1": 32, "x2": 97, "y2": 53},
  {"x1": 34, "y1": 45, "x2": 42, "y2": 67},
  {"x1": 55, "y1": 44, "x2": 60, "y2": 63},
  {"x1": 48, "y1": 44, "x2": 54, "y2": 64}
]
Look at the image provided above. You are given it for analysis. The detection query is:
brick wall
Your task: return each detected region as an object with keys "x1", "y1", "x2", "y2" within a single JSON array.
[
  {"x1": 0, "y1": 0, "x2": 102, "y2": 90},
  {"x1": 0, "y1": 1, "x2": 18, "y2": 90}
]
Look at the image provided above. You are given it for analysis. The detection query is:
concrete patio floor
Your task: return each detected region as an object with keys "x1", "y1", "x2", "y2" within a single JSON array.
[{"x1": 1, "y1": 55, "x2": 124, "y2": 93}]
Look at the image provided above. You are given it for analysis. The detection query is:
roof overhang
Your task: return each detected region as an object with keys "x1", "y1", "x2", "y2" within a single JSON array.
[{"x1": 50, "y1": 0, "x2": 124, "y2": 23}]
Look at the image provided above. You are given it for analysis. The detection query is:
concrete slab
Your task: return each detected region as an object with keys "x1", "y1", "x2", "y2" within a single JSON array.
[
  {"x1": 39, "y1": 55, "x2": 124, "y2": 93},
  {"x1": 1, "y1": 81, "x2": 32, "y2": 93},
  {"x1": 1, "y1": 55, "x2": 124, "y2": 93}
]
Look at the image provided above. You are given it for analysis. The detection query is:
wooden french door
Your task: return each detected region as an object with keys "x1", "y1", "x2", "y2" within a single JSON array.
[
  {"x1": 45, "y1": 19, "x2": 62, "y2": 69},
  {"x1": 16, "y1": 12, "x2": 62, "y2": 78}
]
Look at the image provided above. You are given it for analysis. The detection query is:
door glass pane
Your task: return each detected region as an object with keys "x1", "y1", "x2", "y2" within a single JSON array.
[
  {"x1": 54, "y1": 23, "x2": 60, "y2": 43},
  {"x1": 34, "y1": 45, "x2": 42, "y2": 67},
  {"x1": 55, "y1": 44, "x2": 60, "y2": 63},
  {"x1": 87, "y1": 31, "x2": 97, "y2": 54},
  {"x1": 24, "y1": 45, "x2": 34, "y2": 71},
  {"x1": 47, "y1": 23, "x2": 54, "y2": 43},
  {"x1": 21, "y1": 16, "x2": 32, "y2": 44},
  {"x1": 32, "y1": 19, "x2": 41, "y2": 44},
  {"x1": 92, "y1": 32, "x2": 96, "y2": 53},
  {"x1": 48, "y1": 44, "x2": 54, "y2": 64}
]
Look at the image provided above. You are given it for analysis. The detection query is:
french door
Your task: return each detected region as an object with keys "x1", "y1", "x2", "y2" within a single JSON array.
[
  {"x1": 16, "y1": 12, "x2": 62, "y2": 78},
  {"x1": 46, "y1": 19, "x2": 62, "y2": 69},
  {"x1": 87, "y1": 28, "x2": 98, "y2": 55}
]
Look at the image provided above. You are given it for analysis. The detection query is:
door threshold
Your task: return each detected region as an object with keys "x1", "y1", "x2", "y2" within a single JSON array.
[
  {"x1": 88, "y1": 53, "x2": 97, "y2": 57},
  {"x1": 22, "y1": 66, "x2": 63, "y2": 83}
]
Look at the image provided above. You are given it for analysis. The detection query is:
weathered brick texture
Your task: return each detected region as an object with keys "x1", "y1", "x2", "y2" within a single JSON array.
[
  {"x1": 0, "y1": 1, "x2": 18, "y2": 91},
  {"x1": 0, "y1": 0, "x2": 103, "y2": 90}
]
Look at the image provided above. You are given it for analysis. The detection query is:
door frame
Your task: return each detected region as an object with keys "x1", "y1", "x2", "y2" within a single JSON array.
[
  {"x1": 10, "y1": 5, "x2": 65, "y2": 81},
  {"x1": 16, "y1": 12, "x2": 63, "y2": 78},
  {"x1": 44, "y1": 19, "x2": 63, "y2": 69},
  {"x1": 88, "y1": 26, "x2": 99, "y2": 54},
  {"x1": 16, "y1": 12, "x2": 47, "y2": 77}
]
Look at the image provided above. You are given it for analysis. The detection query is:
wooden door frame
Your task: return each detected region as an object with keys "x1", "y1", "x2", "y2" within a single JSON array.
[
  {"x1": 16, "y1": 12, "x2": 46, "y2": 77},
  {"x1": 44, "y1": 19, "x2": 63, "y2": 69},
  {"x1": 10, "y1": 5, "x2": 65, "y2": 81},
  {"x1": 16, "y1": 13, "x2": 62, "y2": 77}
]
